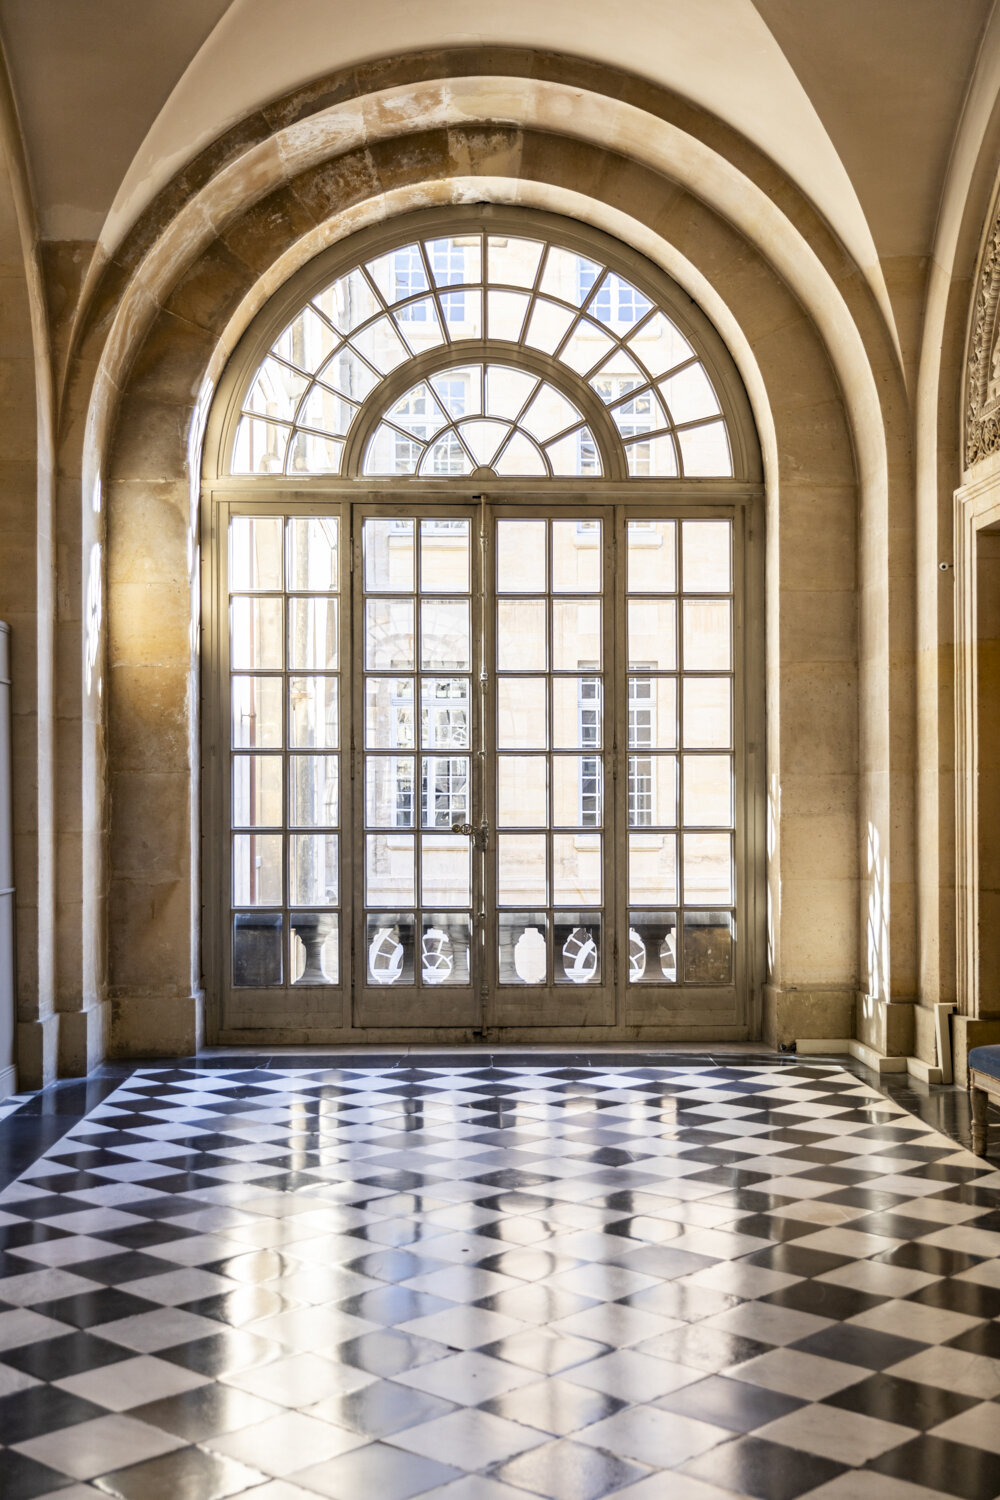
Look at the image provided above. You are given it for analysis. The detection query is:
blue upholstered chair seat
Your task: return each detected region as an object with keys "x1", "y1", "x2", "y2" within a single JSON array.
[{"x1": 968, "y1": 1045, "x2": 1000, "y2": 1081}]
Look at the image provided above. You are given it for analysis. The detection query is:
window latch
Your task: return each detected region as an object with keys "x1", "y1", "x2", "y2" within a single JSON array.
[{"x1": 452, "y1": 818, "x2": 489, "y2": 850}]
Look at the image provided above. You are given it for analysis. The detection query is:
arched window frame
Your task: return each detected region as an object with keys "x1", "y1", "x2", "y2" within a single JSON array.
[
  {"x1": 200, "y1": 205, "x2": 766, "y2": 1044},
  {"x1": 204, "y1": 206, "x2": 762, "y2": 490}
]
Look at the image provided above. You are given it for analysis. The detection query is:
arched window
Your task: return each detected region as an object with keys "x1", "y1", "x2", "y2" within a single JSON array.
[{"x1": 204, "y1": 209, "x2": 763, "y2": 1043}]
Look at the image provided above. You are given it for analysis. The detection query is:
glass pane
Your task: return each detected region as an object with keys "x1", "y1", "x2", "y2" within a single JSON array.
[
  {"x1": 495, "y1": 432, "x2": 546, "y2": 476},
  {"x1": 677, "y1": 421, "x2": 732, "y2": 477},
  {"x1": 683, "y1": 678, "x2": 731, "y2": 749},
  {"x1": 395, "y1": 300, "x2": 446, "y2": 353},
  {"x1": 290, "y1": 833, "x2": 339, "y2": 906},
  {"x1": 460, "y1": 418, "x2": 509, "y2": 466},
  {"x1": 628, "y1": 755, "x2": 677, "y2": 828},
  {"x1": 427, "y1": 236, "x2": 481, "y2": 286},
  {"x1": 559, "y1": 320, "x2": 615, "y2": 376},
  {"x1": 290, "y1": 755, "x2": 339, "y2": 828},
  {"x1": 421, "y1": 433, "x2": 472, "y2": 477},
  {"x1": 628, "y1": 677, "x2": 676, "y2": 750},
  {"x1": 421, "y1": 599, "x2": 471, "y2": 671},
  {"x1": 272, "y1": 306, "x2": 338, "y2": 373},
  {"x1": 488, "y1": 236, "x2": 544, "y2": 288},
  {"x1": 497, "y1": 677, "x2": 546, "y2": 749},
  {"x1": 231, "y1": 417, "x2": 289, "y2": 476},
  {"x1": 351, "y1": 317, "x2": 409, "y2": 374},
  {"x1": 547, "y1": 429, "x2": 602, "y2": 478},
  {"x1": 626, "y1": 435, "x2": 677, "y2": 478},
  {"x1": 365, "y1": 517, "x2": 414, "y2": 592},
  {"x1": 629, "y1": 832, "x2": 677, "y2": 906},
  {"x1": 497, "y1": 521, "x2": 546, "y2": 593},
  {"x1": 627, "y1": 521, "x2": 676, "y2": 593},
  {"x1": 366, "y1": 834, "x2": 415, "y2": 906},
  {"x1": 683, "y1": 832, "x2": 733, "y2": 903},
  {"x1": 243, "y1": 358, "x2": 308, "y2": 422},
  {"x1": 231, "y1": 597, "x2": 282, "y2": 670},
  {"x1": 497, "y1": 600, "x2": 546, "y2": 671},
  {"x1": 421, "y1": 915, "x2": 472, "y2": 987},
  {"x1": 553, "y1": 600, "x2": 601, "y2": 670},
  {"x1": 233, "y1": 833, "x2": 282, "y2": 906},
  {"x1": 295, "y1": 388, "x2": 354, "y2": 442},
  {"x1": 287, "y1": 431, "x2": 343, "y2": 475},
  {"x1": 553, "y1": 833, "x2": 601, "y2": 905},
  {"x1": 287, "y1": 517, "x2": 339, "y2": 592},
  {"x1": 367, "y1": 913, "x2": 415, "y2": 985},
  {"x1": 366, "y1": 599, "x2": 415, "y2": 670},
  {"x1": 589, "y1": 273, "x2": 653, "y2": 330},
  {"x1": 626, "y1": 312, "x2": 693, "y2": 377},
  {"x1": 421, "y1": 834, "x2": 471, "y2": 906},
  {"x1": 682, "y1": 521, "x2": 731, "y2": 593},
  {"x1": 364, "y1": 425, "x2": 420, "y2": 475},
  {"x1": 319, "y1": 345, "x2": 380, "y2": 403},
  {"x1": 553, "y1": 521, "x2": 601, "y2": 593},
  {"x1": 386, "y1": 383, "x2": 448, "y2": 441},
  {"x1": 230, "y1": 517, "x2": 282, "y2": 591},
  {"x1": 233, "y1": 755, "x2": 282, "y2": 827},
  {"x1": 683, "y1": 600, "x2": 731, "y2": 670},
  {"x1": 315, "y1": 269, "x2": 381, "y2": 333},
  {"x1": 555, "y1": 913, "x2": 601, "y2": 986},
  {"x1": 421, "y1": 519, "x2": 470, "y2": 593},
  {"x1": 628, "y1": 911, "x2": 677, "y2": 985},
  {"x1": 552, "y1": 757, "x2": 602, "y2": 828},
  {"x1": 521, "y1": 384, "x2": 581, "y2": 442},
  {"x1": 232, "y1": 676, "x2": 282, "y2": 748},
  {"x1": 553, "y1": 677, "x2": 601, "y2": 750},
  {"x1": 485, "y1": 365, "x2": 538, "y2": 419},
  {"x1": 289, "y1": 676, "x2": 338, "y2": 749},
  {"x1": 288, "y1": 597, "x2": 338, "y2": 670},
  {"x1": 498, "y1": 834, "x2": 547, "y2": 905},
  {"x1": 290, "y1": 913, "x2": 339, "y2": 986},
  {"x1": 660, "y1": 364, "x2": 720, "y2": 424},
  {"x1": 628, "y1": 599, "x2": 676, "y2": 670},
  {"x1": 499, "y1": 912, "x2": 548, "y2": 985},
  {"x1": 366, "y1": 677, "x2": 414, "y2": 749},
  {"x1": 421, "y1": 755, "x2": 469, "y2": 829},
  {"x1": 421, "y1": 678, "x2": 470, "y2": 748},
  {"x1": 540, "y1": 247, "x2": 603, "y2": 304},
  {"x1": 233, "y1": 913, "x2": 283, "y2": 987},
  {"x1": 366, "y1": 756, "x2": 415, "y2": 828},
  {"x1": 684, "y1": 911, "x2": 734, "y2": 984},
  {"x1": 524, "y1": 299, "x2": 575, "y2": 354},
  {"x1": 441, "y1": 290, "x2": 483, "y2": 339},
  {"x1": 487, "y1": 290, "x2": 530, "y2": 341},
  {"x1": 497, "y1": 756, "x2": 547, "y2": 827},
  {"x1": 432, "y1": 365, "x2": 481, "y2": 417},
  {"x1": 366, "y1": 245, "x2": 429, "y2": 303},
  {"x1": 683, "y1": 755, "x2": 732, "y2": 827}
]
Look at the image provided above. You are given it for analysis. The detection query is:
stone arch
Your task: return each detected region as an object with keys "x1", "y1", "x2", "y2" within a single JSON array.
[{"x1": 45, "y1": 52, "x2": 912, "y2": 1055}]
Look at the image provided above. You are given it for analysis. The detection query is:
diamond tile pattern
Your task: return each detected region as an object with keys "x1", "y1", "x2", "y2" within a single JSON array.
[{"x1": 0, "y1": 1058, "x2": 998, "y2": 1499}]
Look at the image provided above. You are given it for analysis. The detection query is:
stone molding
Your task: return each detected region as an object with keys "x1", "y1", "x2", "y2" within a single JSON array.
[
  {"x1": 954, "y1": 468, "x2": 1000, "y2": 1016},
  {"x1": 966, "y1": 186, "x2": 1000, "y2": 468}
]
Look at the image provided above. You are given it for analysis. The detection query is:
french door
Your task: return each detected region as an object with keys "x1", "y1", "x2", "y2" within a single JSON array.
[{"x1": 207, "y1": 492, "x2": 760, "y2": 1040}]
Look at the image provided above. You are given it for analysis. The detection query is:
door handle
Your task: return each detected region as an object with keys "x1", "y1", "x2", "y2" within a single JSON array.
[{"x1": 452, "y1": 819, "x2": 489, "y2": 849}]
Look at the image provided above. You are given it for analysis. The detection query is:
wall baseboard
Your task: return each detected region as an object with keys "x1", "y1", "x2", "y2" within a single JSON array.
[{"x1": 0, "y1": 1063, "x2": 17, "y2": 1102}]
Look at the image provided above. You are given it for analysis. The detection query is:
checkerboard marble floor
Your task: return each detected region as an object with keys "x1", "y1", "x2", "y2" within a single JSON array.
[{"x1": 1, "y1": 1058, "x2": 999, "y2": 1500}]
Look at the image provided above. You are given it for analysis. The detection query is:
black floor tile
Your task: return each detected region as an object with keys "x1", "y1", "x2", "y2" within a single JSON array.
[
  {"x1": 867, "y1": 1433, "x2": 1000, "y2": 1500},
  {"x1": 657, "y1": 1373, "x2": 806, "y2": 1431},
  {"x1": 681, "y1": 1434, "x2": 847, "y2": 1500}
]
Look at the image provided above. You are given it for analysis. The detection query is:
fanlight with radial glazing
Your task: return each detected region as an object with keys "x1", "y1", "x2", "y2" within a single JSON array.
[{"x1": 230, "y1": 231, "x2": 733, "y2": 479}]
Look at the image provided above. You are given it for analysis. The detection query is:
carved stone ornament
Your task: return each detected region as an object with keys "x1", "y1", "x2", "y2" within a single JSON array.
[{"x1": 966, "y1": 194, "x2": 1000, "y2": 467}]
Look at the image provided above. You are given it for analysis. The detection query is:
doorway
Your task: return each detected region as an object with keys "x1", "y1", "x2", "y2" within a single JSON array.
[{"x1": 206, "y1": 494, "x2": 759, "y2": 1040}]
